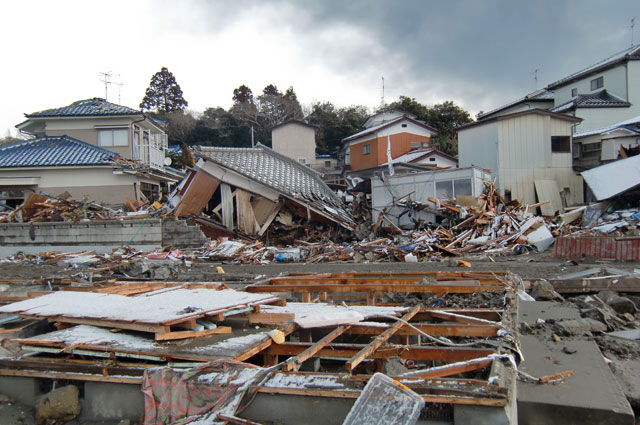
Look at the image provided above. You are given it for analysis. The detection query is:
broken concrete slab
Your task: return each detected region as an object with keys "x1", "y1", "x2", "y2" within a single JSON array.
[
  {"x1": 35, "y1": 385, "x2": 81, "y2": 425},
  {"x1": 518, "y1": 300, "x2": 580, "y2": 327},
  {"x1": 518, "y1": 335, "x2": 634, "y2": 425},
  {"x1": 529, "y1": 279, "x2": 564, "y2": 301},
  {"x1": 554, "y1": 318, "x2": 607, "y2": 336}
]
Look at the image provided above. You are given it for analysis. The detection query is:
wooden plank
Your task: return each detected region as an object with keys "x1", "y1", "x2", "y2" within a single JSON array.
[
  {"x1": 248, "y1": 312, "x2": 295, "y2": 325},
  {"x1": 221, "y1": 183, "x2": 235, "y2": 229},
  {"x1": 283, "y1": 325, "x2": 351, "y2": 372},
  {"x1": 0, "y1": 369, "x2": 140, "y2": 384},
  {"x1": 154, "y1": 326, "x2": 232, "y2": 341},
  {"x1": 233, "y1": 324, "x2": 296, "y2": 362},
  {"x1": 255, "y1": 386, "x2": 506, "y2": 406},
  {"x1": 347, "y1": 323, "x2": 501, "y2": 338},
  {"x1": 399, "y1": 356, "x2": 494, "y2": 379},
  {"x1": 257, "y1": 200, "x2": 283, "y2": 237},
  {"x1": 236, "y1": 189, "x2": 258, "y2": 235},
  {"x1": 346, "y1": 306, "x2": 420, "y2": 371},
  {"x1": 175, "y1": 171, "x2": 220, "y2": 217},
  {"x1": 267, "y1": 343, "x2": 493, "y2": 362},
  {"x1": 41, "y1": 317, "x2": 168, "y2": 334},
  {"x1": 247, "y1": 283, "x2": 504, "y2": 295},
  {"x1": 251, "y1": 196, "x2": 278, "y2": 226}
]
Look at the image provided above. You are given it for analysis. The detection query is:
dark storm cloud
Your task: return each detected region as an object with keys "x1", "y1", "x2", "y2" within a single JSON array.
[{"x1": 168, "y1": 0, "x2": 640, "y2": 113}]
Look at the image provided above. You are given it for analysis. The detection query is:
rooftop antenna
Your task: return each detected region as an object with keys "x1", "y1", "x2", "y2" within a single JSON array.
[
  {"x1": 533, "y1": 68, "x2": 540, "y2": 91},
  {"x1": 98, "y1": 71, "x2": 112, "y2": 100},
  {"x1": 381, "y1": 76, "x2": 386, "y2": 108},
  {"x1": 631, "y1": 17, "x2": 637, "y2": 47}
]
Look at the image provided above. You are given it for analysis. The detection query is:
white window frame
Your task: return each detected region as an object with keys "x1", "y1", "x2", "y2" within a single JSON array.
[{"x1": 98, "y1": 128, "x2": 128, "y2": 147}]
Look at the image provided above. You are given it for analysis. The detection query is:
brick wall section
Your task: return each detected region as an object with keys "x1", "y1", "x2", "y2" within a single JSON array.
[
  {"x1": 0, "y1": 218, "x2": 208, "y2": 249},
  {"x1": 553, "y1": 236, "x2": 640, "y2": 261}
]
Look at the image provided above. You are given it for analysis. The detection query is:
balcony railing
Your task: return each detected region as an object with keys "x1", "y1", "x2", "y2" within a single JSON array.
[{"x1": 134, "y1": 144, "x2": 165, "y2": 170}]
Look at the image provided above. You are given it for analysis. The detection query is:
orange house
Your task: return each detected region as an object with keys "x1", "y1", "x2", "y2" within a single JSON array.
[{"x1": 342, "y1": 113, "x2": 437, "y2": 171}]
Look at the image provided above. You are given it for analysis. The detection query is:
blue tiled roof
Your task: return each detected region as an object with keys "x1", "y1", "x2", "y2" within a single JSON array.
[
  {"x1": 0, "y1": 136, "x2": 117, "y2": 168},
  {"x1": 26, "y1": 98, "x2": 140, "y2": 118}
]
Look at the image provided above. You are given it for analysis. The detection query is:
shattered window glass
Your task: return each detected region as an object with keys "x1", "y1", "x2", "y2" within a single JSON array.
[{"x1": 454, "y1": 179, "x2": 472, "y2": 196}]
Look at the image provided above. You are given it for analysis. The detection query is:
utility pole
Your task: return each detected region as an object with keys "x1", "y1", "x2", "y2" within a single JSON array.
[{"x1": 251, "y1": 126, "x2": 255, "y2": 147}]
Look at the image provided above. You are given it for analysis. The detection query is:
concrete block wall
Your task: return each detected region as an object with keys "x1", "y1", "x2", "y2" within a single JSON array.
[{"x1": 0, "y1": 218, "x2": 208, "y2": 254}]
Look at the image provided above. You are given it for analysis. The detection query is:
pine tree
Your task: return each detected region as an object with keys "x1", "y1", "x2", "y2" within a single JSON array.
[{"x1": 140, "y1": 67, "x2": 188, "y2": 113}]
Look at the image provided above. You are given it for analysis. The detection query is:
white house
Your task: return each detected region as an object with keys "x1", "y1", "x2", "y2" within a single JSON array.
[
  {"x1": 478, "y1": 44, "x2": 640, "y2": 135},
  {"x1": 458, "y1": 109, "x2": 583, "y2": 214}
]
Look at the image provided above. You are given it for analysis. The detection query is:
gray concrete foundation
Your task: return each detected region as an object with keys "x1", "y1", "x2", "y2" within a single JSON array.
[
  {"x1": 80, "y1": 382, "x2": 144, "y2": 422},
  {"x1": 0, "y1": 376, "x2": 39, "y2": 407}
]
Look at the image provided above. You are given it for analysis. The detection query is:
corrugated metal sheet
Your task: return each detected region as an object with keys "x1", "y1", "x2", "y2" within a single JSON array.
[
  {"x1": 553, "y1": 236, "x2": 640, "y2": 261},
  {"x1": 0, "y1": 136, "x2": 116, "y2": 167},
  {"x1": 26, "y1": 98, "x2": 140, "y2": 118}
]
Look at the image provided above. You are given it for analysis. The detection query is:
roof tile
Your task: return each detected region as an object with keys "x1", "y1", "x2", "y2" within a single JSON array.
[
  {"x1": 0, "y1": 136, "x2": 116, "y2": 167},
  {"x1": 26, "y1": 98, "x2": 140, "y2": 118}
]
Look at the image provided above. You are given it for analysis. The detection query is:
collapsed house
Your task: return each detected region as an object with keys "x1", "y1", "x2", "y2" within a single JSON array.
[{"x1": 170, "y1": 144, "x2": 355, "y2": 241}]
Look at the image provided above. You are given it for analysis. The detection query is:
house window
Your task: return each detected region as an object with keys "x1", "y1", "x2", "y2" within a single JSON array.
[
  {"x1": 551, "y1": 136, "x2": 571, "y2": 153},
  {"x1": 298, "y1": 158, "x2": 307, "y2": 164},
  {"x1": 401, "y1": 124, "x2": 408, "y2": 128},
  {"x1": 590, "y1": 76, "x2": 603, "y2": 91},
  {"x1": 98, "y1": 129, "x2": 128, "y2": 147},
  {"x1": 324, "y1": 160, "x2": 331, "y2": 167},
  {"x1": 571, "y1": 88, "x2": 577, "y2": 97},
  {"x1": 435, "y1": 181, "x2": 453, "y2": 198},
  {"x1": 429, "y1": 157, "x2": 436, "y2": 162},
  {"x1": 362, "y1": 144, "x2": 370, "y2": 155},
  {"x1": 454, "y1": 179, "x2": 472, "y2": 196}
]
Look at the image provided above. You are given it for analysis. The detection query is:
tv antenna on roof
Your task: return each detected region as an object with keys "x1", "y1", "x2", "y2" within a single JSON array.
[
  {"x1": 631, "y1": 17, "x2": 637, "y2": 47},
  {"x1": 98, "y1": 71, "x2": 121, "y2": 102},
  {"x1": 533, "y1": 68, "x2": 540, "y2": 90},
  {"x1": 381, "y1": 76, "x2": 385, "y2": 108}
]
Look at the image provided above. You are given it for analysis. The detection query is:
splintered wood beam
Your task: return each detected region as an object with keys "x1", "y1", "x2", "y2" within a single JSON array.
[
  {"x1": 264, "y1": 277, "x2": 498, "y2": 286},
  {"x1": 234, "y1": 324, "x2": 296, "y2": 362},
  {"x1": 346, "y1": 306, "x2": 420, "y2": 371},
  {"x1": 282, "y1": 325, "x2": 351, "y2": 372},
  {"x1": 399, "y1": 356, "x2": 494, "y2": 379},
  {"x1": 154, "y1": 326, "x2": 232, "y2": 341},
  {"x1": 248, "y1": 312, "x2": 295, "y2": 325}
]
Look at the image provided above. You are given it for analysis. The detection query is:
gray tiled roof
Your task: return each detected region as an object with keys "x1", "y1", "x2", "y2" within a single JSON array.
[
  {"x1": 477, "y1": 89, "x2": 554, "y2": 120},
  {"x1": 26, "y1": 98, "x2": 140, "y2": 118},
  {"x1": 547, "y1": 44, "x2": 640, "y2": 89},
  {"x1": 194, "y1": 144, "x2": 354, "y2": 227},
  {"x1": 551, "y1": 90, "x2": 631, "y2": 113},
  {"x1": 0, "y1": 136, "x2": 116, "y2": 167}
]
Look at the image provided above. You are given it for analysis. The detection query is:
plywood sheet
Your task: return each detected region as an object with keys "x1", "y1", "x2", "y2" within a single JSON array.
[
  {"x1": 175, "y1": 171, "x2": 220, "y2": 217},
  {"x1": 236, "y1": 190, "x2": 258, "y2": 235},
  {"x1": 534, "y1": 180, "x2": 563, "y2": 216}
]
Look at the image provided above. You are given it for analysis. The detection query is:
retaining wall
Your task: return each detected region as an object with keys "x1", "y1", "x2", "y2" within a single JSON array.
[{"x1": 0, "y1": 218, "x2": 208, "y2": 255}]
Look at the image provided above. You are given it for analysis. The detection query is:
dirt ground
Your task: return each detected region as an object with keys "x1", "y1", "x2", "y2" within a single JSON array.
[{"x1": 0, "y1": 250, "x2": 635, "y2": 285}]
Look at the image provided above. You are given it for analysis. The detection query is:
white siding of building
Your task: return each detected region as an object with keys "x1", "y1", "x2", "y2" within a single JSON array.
[
  {"x1": 573, "y1": 107, "x2": 638, "y2": 133},
  {"x1": 271, "y1": 122, "x2": 316, "y2": 165},
  {"x1": 458, "y1": 121, "x2": 498, "y2": 175},
  {"x1": 554, "y1": 65, "x2": 628, "y2": 106},
  {"x1": 496, "y1": 114, "x2": 582, "y2": 205}
]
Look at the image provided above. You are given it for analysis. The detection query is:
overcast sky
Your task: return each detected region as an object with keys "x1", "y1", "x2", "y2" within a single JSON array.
[{"x1": 1, "y1": 0, "x2": 638, "y2": 137}]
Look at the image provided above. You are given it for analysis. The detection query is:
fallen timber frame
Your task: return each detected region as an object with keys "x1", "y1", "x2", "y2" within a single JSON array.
[{"x1": 245, "y1": 271, "x2": 509, "y2": 303}]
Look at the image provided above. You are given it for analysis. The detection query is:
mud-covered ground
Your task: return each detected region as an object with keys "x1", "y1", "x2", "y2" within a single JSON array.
[{"x1": 0, "y1": 250, "x2": 634, "y2": 285}]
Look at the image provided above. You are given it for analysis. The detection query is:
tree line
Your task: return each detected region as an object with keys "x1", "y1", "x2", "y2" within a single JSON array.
[{"x1": 139, "y1": 67, "x2": 473, "y2": 158}]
